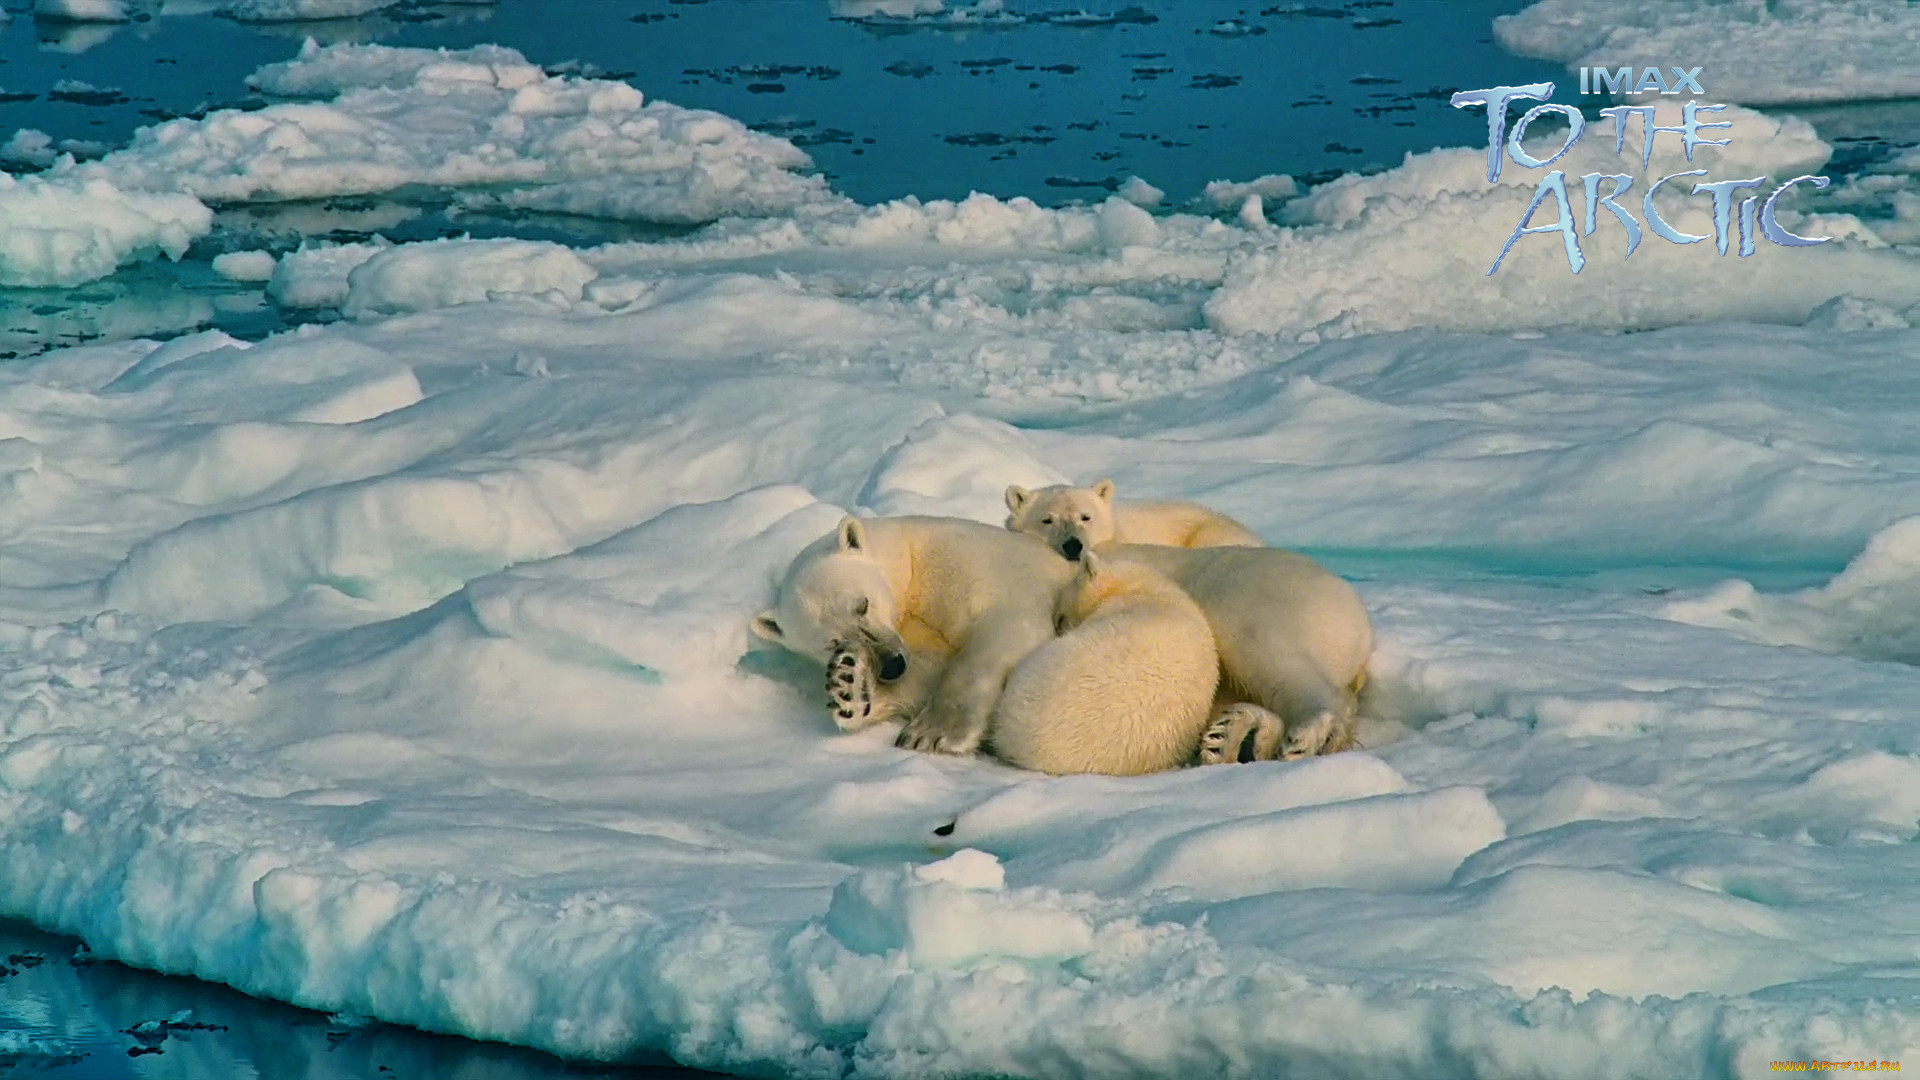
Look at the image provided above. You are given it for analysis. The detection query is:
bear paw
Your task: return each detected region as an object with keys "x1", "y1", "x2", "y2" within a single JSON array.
[
  {"x1": 825, "y1": 640, "x2": 876, "y2": 731},
  {"x1": 1281, "y1": 708, "x2": 1348, "y2": 760},
  {"x1": 1200, "y1": 703, "x2": 1285, "y2": 765},
  {"x1": 895, "y1": 704, "x2": 984, "y2": 756}
]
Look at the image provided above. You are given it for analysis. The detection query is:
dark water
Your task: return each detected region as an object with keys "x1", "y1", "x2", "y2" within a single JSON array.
[{"x1": 0, "y1": 919, "x2": 724, "y2": 1079}]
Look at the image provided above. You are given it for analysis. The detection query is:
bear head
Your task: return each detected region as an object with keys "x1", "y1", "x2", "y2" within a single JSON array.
[
  {"x1": 751, "y1": 516, "x2": 909, "y2": 682},
  {"x1": 1003, "y1": 479, "x2": 1117, "y2": 562}
]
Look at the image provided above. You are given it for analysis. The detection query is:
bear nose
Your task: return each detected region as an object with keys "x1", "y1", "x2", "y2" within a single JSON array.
[
  {"x1": 878, "y1": 652, "x2": 907, "y2": 682},
  {"x1": 1060, "y1": 536, "x2": 1084, "y2": 561}
]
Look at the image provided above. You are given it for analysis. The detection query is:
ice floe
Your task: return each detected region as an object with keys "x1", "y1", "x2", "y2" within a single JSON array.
[{"x1": 0, "y1": 34, "x2": 1918, "y2": 1080}]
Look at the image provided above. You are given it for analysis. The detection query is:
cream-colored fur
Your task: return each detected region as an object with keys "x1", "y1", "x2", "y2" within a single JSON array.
[
  {"x1": 989, "y1": 553, "x2": 1219, "y2": 776},
  {"x1": 1004, "y1": 479, "x2": 1261, "y2": 559},
  {"x1": 752, "y1": 515, "x2": 1372, "y2": 763},
  {"x1": 751, "y1": 516, "x2": 1070, "y2": 752},
  {"x1": 1099, "y1": 543, "x2": 1373, "y2": 762}
]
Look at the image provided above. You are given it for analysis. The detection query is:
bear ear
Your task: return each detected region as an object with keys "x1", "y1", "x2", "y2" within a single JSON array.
[
  {"x1": 1092, "y1": 479, "x2": 1116, "y2": 503},
  {"x1": 1005, "y1": 485, "x2": 1032, "y2": 514},
  {"x1": 750, "y1": 611, "x2": 784, "y2": 642},
  {"x1": 837, "y1": 516, "x2": 867, "y2": 553}
]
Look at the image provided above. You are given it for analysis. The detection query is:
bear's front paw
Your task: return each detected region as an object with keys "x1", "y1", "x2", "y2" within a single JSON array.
[
  {"x1": 824, "y1": 640, "x2": 876, "y2": 731},
  {"x1": 895, "y1": 706, "x2": 983, "y2": 756},
  {"x1": 1200, "y1": 703, "x2": 1285, "y2": 765}
]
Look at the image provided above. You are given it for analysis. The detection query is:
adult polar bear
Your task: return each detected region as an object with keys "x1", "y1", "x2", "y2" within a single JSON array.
[{"x1": 751, "y1": 514, "x2": 1373, "y2": 764}]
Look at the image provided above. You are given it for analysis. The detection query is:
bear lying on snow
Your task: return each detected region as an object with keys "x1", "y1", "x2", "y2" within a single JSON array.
[
  {"x1": 751, "y1": 508, "x2": 1372, "y2": 773},
  {"x1": 992, "y1": 551, "x2": 1219, "y2": 776},
  {"x1": 1005, "y1": 479, "x2": 1261, "y2": 561}
]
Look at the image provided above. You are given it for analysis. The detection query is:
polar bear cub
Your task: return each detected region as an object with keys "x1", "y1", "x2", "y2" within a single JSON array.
[
  {"x1": 989, "y1": 551, "x2": 1219, "y2": 776},
  {"x1": 1004, "y1": 479, "x2": 1261, "y2": 561}
]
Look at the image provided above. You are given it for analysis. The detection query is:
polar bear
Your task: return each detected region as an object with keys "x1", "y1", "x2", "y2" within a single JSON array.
[
  {"x1": 990, "y1": 551, "x2": 1219, "y2": 775},
  {"x1": 1005, "y1": 480, "x2": 1262, "y2": 561},
  {"x1": 751, "y1": 515, "x2": 1072, "y2": 752},
  {"x1": 1100, "y1": 542, "x2": 1372, "y2": 762},
  {"x1": 752, "y1": 515, "x2": 1372, "y2": 762}
]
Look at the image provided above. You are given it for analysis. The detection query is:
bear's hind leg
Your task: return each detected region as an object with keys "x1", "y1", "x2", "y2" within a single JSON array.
[
  {"x1": 1199, "y1": 702, "x2": 1286, "y2": 765},
  {"x1": 1227, "y1": 654, "x2": 1357, "y2": 760},
  {"x1": 1280, "y1": 708, "x2": 1338, "y2": 760}
]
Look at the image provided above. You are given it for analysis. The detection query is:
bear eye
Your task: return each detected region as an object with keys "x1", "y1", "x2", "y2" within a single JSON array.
[
  {"x1": 1079, "y1": 514, "x2": 1091, "y2": 522},
  {"x1": 854, "y1": 597, "x2": 869, "y2": 617},
  {"x1": 1040, "y1": 516, "x2": 1054, "y2": 525}
]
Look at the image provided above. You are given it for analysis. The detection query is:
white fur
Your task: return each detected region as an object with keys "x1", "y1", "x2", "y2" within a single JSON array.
[
  {"x1": 1102, "y1": 543, "x2": 1373, "y2": 761},
  {"x1": 753, "y1": 515, "x2": 1373, "y2": 763},
  {"x1": 752, "y1": 516, "x2": 1070, "y2": 752},
  {"x1": 990, "y1": 553, "x2": 1219, "y2": 776},
  {"x1": 1004, "y1": 479, "x2": 1261, "y2": 559}
]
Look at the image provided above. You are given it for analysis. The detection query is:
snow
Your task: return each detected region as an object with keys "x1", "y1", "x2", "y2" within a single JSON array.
[
  {"x1": 32, "y1": 0, "x2": 131, "y2": 22},
  {"x1": 223, "y1": 0, "x2": 399, "y2": 20},
  {"x1": 338, "y1": 237, "x2": 599, "y2": 319},
  {"x1": 84, "y1": 40, "x2": 830, "y2": 226},
  {"x1": 269, "y1": 239, "x2": 386, "y2": 309},
  {"x1": 1803, "y1": 294, "x2": 1913, "y2": 332},
  {"x1": 1207, "y1": 100, "x2": 1920, "y2": 340},
  {"x1": 1201, "y1": 172, "x2": 1297, "y2": 210},
  {"x1": 1115, "y1": 176, "x2": 1163, "y2": 209},
  {"x1": 210, "y1": 249, "x2": 278, "y2": 283},
  {"x1": 830, "y1": 0, "x2": 947, "y2": 18},
  {"x1": 225, "y1": 0, "x2": 495, "y2": 21},
  {"x1": 1664, "y1": 516, "x2": 1920, "y2": 668},
  {"x1": 0, "y1": 168, "x2": 213, "y2": 288},
  {"x1": 1495, "y1": 0, "x2": 1920, "y2": 106},
  {"x1": 828, "y1": 0, "x2": 1018, "y2": 27},
  {"x1": 1235, "y1": 193, "x2": 1265, "y2": 230},
  {"x1": 2, "y1": 35, "x2": 1920, "y2": 1080},
  {"x1": 0, "y1": 130, "x2": 57, "y2": 172}
]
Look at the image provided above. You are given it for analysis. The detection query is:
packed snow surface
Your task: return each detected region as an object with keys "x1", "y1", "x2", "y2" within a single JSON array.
[
  {"x1": 1495, "y1": 0, "x2": 1920, "y2": 105},
  {"x1": 3, "y1": 39, "x2": 1920, "y2": 1080}
]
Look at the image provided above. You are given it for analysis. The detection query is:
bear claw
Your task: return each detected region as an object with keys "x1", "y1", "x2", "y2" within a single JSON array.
[{"x1": 1199, "y1": 703, "x2": 1287, "y2": 765}]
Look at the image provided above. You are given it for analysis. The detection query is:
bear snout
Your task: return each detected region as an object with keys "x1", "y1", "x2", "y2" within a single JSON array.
[
  {"x1": 878, "y1": 652, "x2": 908, "y2": 682},
  {"x1": 856, "y1": 625, "x2": 909, "y2": 682}
]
